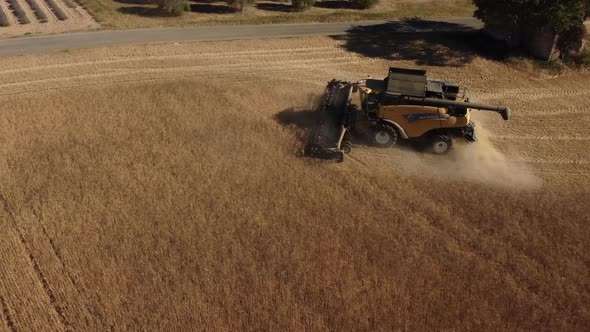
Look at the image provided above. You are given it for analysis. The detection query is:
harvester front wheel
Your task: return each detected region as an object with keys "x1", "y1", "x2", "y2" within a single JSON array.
[
  {"x1": 430, "y1": 135, "x2": 453, "y2": 154},
  {"x1": 371, "y1": 123, "x2": 398, "y2": 148}
]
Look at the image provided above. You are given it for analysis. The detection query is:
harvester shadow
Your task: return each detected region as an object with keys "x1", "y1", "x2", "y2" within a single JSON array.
[
  {"x1": 275, "y1": 107, "x2": 318, "y2": 131},
  {"x1": 332, "y1": 18, "x2": 509, "y2": 66},
  {"x1": 275, "y1": 107, "x2": 422, "y2": 154}
]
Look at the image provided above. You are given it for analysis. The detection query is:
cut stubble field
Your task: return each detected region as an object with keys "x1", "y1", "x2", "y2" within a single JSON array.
[{"x1": 0, "y1": 36, "x2": 588, "y2": 330}]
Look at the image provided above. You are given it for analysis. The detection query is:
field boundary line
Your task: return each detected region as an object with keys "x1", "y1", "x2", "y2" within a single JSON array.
[
  {"x1": 492, "y1": 135, "x2": 590, "y2": 141},
  {"x1": 0, "y1": 295, "x2": 16, "y2": 332},
  {"x1": 0, "y1": 46, "x2": 343, "y2": 74},
  {"x1": 0, "y1": 182, "x2": 70, "y2": 331},
  {"x1": 0, "y1": 60, "x2": 352, "y2": 98},
  {"x1": 0, "y1": 55, "x2": 362, "y2": 89}
]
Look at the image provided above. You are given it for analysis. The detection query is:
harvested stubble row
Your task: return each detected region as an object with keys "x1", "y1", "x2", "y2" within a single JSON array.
[
  {"x1": 7, "y1": 0, "x2": 31, "y2": 24},
  {"x1": 62, "y1": 0, "x2": 76, "y2": 8},
  {"x1": 43, "y1": 0, "x2": 67, "y2": 20},
  {"x1": 25, "y1": 0, "x2": 48, "y2": 23},
  {"x1": 0, "y1": 6, "x2": 10, "y2": 26}
]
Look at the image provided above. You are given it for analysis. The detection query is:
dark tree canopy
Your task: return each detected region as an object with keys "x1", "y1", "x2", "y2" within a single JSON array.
[{"x1": 473, "y1": 0, "x2": 586, "y2": 33}]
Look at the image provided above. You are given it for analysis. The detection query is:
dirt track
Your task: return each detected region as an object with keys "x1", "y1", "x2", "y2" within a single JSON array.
[{"x1": 0, "y1": 36, "x2": 588, "y2": 330}]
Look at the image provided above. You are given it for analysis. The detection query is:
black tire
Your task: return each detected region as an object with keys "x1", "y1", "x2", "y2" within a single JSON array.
[
  {"x1": 303, "y1": 147, "x2": 310, "y2": 157},
  {"x1": 430, "y1": 135, "x2": 453, "y2": 154},
  {"x1": 303, "y1": 143, "x2": 320, "y2": 157},
  {"x1": 341, "y1": 140, "x2": 352, "y2": 154},
  {"x1": 371, "y1": 123, "x2": 398, "y2": 148}
]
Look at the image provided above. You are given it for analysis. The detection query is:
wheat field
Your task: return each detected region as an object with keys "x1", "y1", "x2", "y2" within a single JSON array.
[{"x1": 0, "y1": 36, "x2": 588, "y2": 330}]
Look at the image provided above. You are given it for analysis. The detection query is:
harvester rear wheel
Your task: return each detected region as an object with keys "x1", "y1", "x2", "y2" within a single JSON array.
[
  {"x1": 430, "y1": 135, "x2": 453, "y2": 154},
  {"x1": 341, "y1": 140, "x2": 352, "y2": 154},
  {"x1": 371, "y1": 123, "x2": 398, "y2": 148}
]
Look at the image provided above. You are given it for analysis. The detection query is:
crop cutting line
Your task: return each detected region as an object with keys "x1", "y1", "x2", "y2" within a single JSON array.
[
  {"x1": 0, "y1": 295, "x2": 16, "y2": 332},
  {"x1": 0, "y1": 182, "x2": 70, "y2": 331},
  {"x1": 0, "y1": 59, "x2": 358, "y2": 98},
  {"x1": 493, "y1": 135, "x2": 590, "y2": 141},
  {"x1": 33, "y1": 211, "x2": 110, "y2": 330},
  {"x1": 0, "y1": 46, "x2": 344, "y2": 74},
  {"x1": 0, "y1": 55, "x2": 360, "y2": 89}
]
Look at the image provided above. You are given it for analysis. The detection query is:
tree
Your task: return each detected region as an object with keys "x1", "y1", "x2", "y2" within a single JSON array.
[
  {"x1": 226, "y1": 0, "x2": 255, "y2": 11},
  {"x1": 156, "y1": 0, "x2": 188, "y2": 16},
  {"x1": 351, "y1": 0, "x2": 379, "y2": 9},
  {"x1": 473, "y1": 0, "x2": 586, "y2": 33},
  {"x1": 292, "y1": 0, "x2": 315, "y2": 10}
]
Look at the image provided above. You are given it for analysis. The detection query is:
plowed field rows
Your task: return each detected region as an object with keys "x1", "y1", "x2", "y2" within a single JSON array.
[
  {"x1": 0, "y1": 37, "x2": 588, "y2": 330},
  {"x1": 0, "y1": 0, "x2": 96, "y2": 37}
]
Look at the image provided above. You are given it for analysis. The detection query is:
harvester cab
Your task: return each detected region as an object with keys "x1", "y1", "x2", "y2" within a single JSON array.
[{"x1": 304, "y1": 67, "x2": 512, "y2": 162}]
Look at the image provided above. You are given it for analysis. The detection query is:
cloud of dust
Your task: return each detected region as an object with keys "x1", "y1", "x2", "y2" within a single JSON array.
[
  {"x1": 296, "y1": 91, "x2": 541, "y2": 190},
  {"x1": 365, "y1": 115, "x2": 541, "y2": 190},
  {"x1": 445, "y1": 126, "x2": 542, "y2": 189}
]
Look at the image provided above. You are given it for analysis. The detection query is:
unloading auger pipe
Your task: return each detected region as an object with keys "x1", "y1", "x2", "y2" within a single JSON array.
[{"x1": 405, "y1": 96, "x2": 512, "y2": 121}]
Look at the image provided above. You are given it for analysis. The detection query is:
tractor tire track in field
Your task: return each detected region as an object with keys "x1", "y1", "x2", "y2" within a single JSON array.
[
  {"x1": 35, "y1": 215, "x2": 110, "y2": 330},
  {"x1": 0, "y1": 183, "x2": 70, "y2": 331},
  {"x1": 519, "y1": 158, "x2": 590, "y2": 165},
  {"x1": 492, "y1": 135, "x2": 590, "y2": 141},
  {"x1": 0, "y1": 46, "x2": 347, "y2": 75},
  {"x1": 477, "y1": 88, "x2": 590, "y2": 101},
  {"x1": 0, "y1": 55, "x2": 361, "y2": 86},
  {"x1": 510, "y1": 106, "x2": 590, "y2": 116},
  {"x1": 0, "y1": 57, "x2": 361, "y2": 97},
  {"x1": 534, "y1": 167, "x2": 589, "y2": 175},
  {"x1": 0, "y1": 295, "x2": 16, "y2": 332},
  {"x1": 0, "y1": 74, "x2": 301, "y2": 99}
]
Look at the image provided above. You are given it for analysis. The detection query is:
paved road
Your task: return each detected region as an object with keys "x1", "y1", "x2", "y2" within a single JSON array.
[{"x1": 0, "y1": 17, "x2": 482, "y2": 56}]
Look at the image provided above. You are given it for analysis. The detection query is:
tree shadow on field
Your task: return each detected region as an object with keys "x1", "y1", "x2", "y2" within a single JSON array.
[
  {"x1": 314, "y1": 0, "x2": 361, "y2": 9},
  {"x1": 117, "y1": 6, "x2": 161, "y2": 17},
  {"x1": 255, "y1": 3, "x2": 295, "y2": 12},
  {"x1": 114, "y1": 0, "x2": 152, "y2": 5},
  {"x1": 117, "y1": 0, "x2": 239, "y2": 16},
  {"x1": 190, "y1": 3, "x2": 239, "y2": 14},
  {"x1": 332, "y1": 18, "x2": 510, "y2": 66}
]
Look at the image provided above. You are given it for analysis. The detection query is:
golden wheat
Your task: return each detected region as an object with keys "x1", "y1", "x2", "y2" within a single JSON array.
[{"x1": 0, "y1": 37, "x2": 588, "y2": 331}]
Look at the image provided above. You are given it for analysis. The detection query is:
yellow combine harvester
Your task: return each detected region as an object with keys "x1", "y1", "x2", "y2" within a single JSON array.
[{"x1": 304, "y1": 67, "x2": 511, "y2": 162}]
